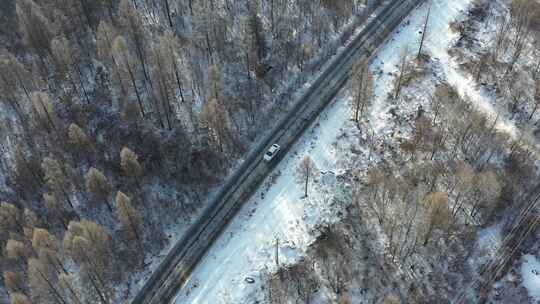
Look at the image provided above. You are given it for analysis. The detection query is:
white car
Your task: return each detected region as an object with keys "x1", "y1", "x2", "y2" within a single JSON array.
[{"x1": 263, "y1": 144, "x2": 281, "y2": 162}]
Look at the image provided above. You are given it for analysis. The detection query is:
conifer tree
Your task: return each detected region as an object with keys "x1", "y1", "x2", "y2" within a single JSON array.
[
  {"x1": 85, "y1": 168, "x2": 113, "y2": 211},
  {"x1": 68, "y1": 123, "x2": 92, "y2": 156},
  {"x1": 0, "y1": 202, "x2": 21, "y2": 233},
  {"x1": 16, "y1": 0, "x2": 55, "y2": 58},
  {"x1": 31, "y1": 91, "x2": 56, "y2": 132},
  {"x1": 6, "y1": 239, "x2": 29, "y2": 266},
  {"x1": 120, "y1": 147, "x2": 143, "y2": 183},
  {"x1": 112, "y1": 35, "x2": 146, "y2": 118},
  {"x1": 3, "y1": 271, "x2": 25, "y2": 293},
  {"x1": 115, "y1": 191, "x2": 143, "y2": 245},
  {"x1": 41, "y1": 157, "x2": 73, "y2": 209},
  {"x1": 10, "y1": 293, "x2": 31, "y2": 304}
]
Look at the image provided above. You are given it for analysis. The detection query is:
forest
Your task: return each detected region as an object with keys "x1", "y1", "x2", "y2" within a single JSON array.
[
  {"x1": 258, "y1": 0, "x2": 540, "y2": 303},
  {"x1": 0, "y1": 0, "x2": 373, "y2": 303},
  {"x1": 3, "y1": 0, "x2": 540, "y2": 303}
]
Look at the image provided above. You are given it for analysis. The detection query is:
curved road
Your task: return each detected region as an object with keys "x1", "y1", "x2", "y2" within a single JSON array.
[{"x1": 131, "y1": 1, "x2": 423, "y2": 303}]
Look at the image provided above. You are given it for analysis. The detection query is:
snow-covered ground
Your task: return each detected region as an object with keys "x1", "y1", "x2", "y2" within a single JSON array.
[
  {"x1": 174, "y1": 90, "x2": 353, "y2": 304},
  {"x1": 173, "y1": 1, "x2": 477, "y2": 303},
  {"x1": 173, "y1": 0, "x2": 538, "y2": 302},
  {"x1": 520, "y1": 254, "x2": 540, "y2": 303},
  {"x1": 373, "y1": 0, "x2": 534, "y2": 144}
]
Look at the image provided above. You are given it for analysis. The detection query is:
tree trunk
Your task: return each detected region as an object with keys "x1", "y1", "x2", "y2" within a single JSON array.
[
  {"x1": 36, "y1": 268, "x2": 68, "y2": 304},
  {"x1": 304, "y1": 168, "x2": 309, "y2": 197},
  {"x1": 163, "y1": 0, "x2": 174, "y2": 28},
  {"x1": 126, "y1": 62, "x2": 146, "y2": 118},
  {"x1": 74, "y1": 64, "x2": 90, "y2": 104},
  {"x1": 173, "y1": 59, "x2": 185, "y2": 103},
  {"x1": 417, "y1": 1, "x2": 431, "y2": 58}
]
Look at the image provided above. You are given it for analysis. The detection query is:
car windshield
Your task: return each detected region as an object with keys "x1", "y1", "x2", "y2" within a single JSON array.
[{"x1": 266, "y1": 151, "x2": 273, "y2": 156}]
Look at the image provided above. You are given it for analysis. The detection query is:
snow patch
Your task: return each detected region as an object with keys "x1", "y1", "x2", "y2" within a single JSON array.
[{"x1": 520, "y1": 254, "x2": 540, "y2": 302}]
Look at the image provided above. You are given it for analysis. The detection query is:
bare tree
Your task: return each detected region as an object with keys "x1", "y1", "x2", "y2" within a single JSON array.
[
  {"x1": 470, "y1": 170, "x2": 501, "y2": 218},
  {"x1": 529, "y1": 79, "x2": 540, "y2": 120},
  {"x1": 394, "y1": 46, "x2": 409, "y2": 99},
  {"x1": 450, "y1": 161, "x2": 475, "y2": 218},
  {"x1": 351, "y1": 60, "x2": 373, "y2": 123},
  {"x1": 200, "y1": 98, "x2": 230, "y2": 153},
  {"x1": 417, "y1": 0, "x2": 432, "y2": 58},
  {"x1": 422, "y1": 191, "x2": 451, "y2": 246},
  {"x1": 296, "y1": 155, "x2": 318, "y2": 197},
  {"x1": 245, "y1": 3, "x2": 267, "y2": 78}
]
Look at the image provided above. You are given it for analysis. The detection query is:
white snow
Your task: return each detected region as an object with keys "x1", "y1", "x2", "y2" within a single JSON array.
[
  {"x1": 520, "y1": 254, "x2": 540, "y2": 302},
  {"x1": 476, "y1": 223, "x2": 503, "y2": 257},
  {"x1": 372, "y1": 0, "x2": 540, "y2": 159},
  {"x1": 172, "y1": 0, "x2": 533, "y2": 302},
  {"x1": 427, "y1": 1, "x2": 540, "y2": 158},
  {"x1": 174, "y1": 93, "x2": 352, "y2": 303}
]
